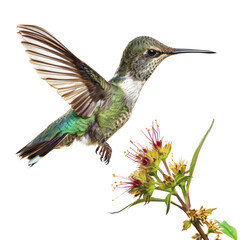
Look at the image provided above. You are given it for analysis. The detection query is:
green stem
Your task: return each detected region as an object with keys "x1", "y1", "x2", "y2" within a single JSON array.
[
  {"x1": 174, "y1": 192, "x2": 188, "y2": 212},
  {"x1": 163, "y1": 160, "x2": 171, "y2": 176},
  {"x1": 158, "y1": 167, "x2": 165, "y2": 176},
  {"x1": 180, "y1": 184, "x2": 189, "y2": 208},
  {"x1": 154, "y1": 185, "x2": 172, "y2": 193},
  {"x1": 153, "y1": 172, "x2": 162, "y2": 182},
  {"x1": 188, "y1": 191, "x2": 191, "y2": 208},
  {"x1": 170, "y1": 201, "x2": 184, "y2": 211}
]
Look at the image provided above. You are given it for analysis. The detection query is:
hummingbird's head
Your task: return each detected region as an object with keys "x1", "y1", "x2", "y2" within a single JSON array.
[{"x1": 115, "y1": 36, "x2": 215, "y2": 81}]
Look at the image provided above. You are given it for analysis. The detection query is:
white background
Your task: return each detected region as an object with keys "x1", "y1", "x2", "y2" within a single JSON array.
[{"x1": 0, "y1": 0, "x2": 239, "y2": 239}]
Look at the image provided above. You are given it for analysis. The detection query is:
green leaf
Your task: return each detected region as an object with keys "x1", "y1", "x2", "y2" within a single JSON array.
[
  {"x1": 165, "y1": 193, "x2": 172, "y2": 215},
  {"x1": 182, "y1": 220, "x2": 192, "y2": 231},
  {"x1": 110, "y1": 197, "x2": 165, "y2": 214},
  {"x1": 186, "y1": 119, "x2": 214, "y2": 194},
  {"x1": 174, "y1": 174, "x2": 190, "y2": 187},
  {"x1": 215, "y1": 220, "x2": 238, "y2": 240},
  {"x1": 156, "y1": 182, "x2": 173, "y2": 192}
]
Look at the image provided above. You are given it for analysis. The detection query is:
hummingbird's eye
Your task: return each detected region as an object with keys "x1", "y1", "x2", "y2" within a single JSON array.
[{"x1": 147, "y1": 49, "x2": 160, "y2": 57}]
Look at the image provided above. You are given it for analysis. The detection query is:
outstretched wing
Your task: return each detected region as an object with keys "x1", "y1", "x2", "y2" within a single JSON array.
[{"x1": 17, "y1": 24, "x2": 111, "y2": 118}]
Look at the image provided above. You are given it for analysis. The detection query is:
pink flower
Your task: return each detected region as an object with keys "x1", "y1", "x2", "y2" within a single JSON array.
[
  {"x1": 115, "y1": 170, "x2": 156, "y2": 203},
  {"x1": 126, "y1": 121, "x2": 171, "y2": 173}
]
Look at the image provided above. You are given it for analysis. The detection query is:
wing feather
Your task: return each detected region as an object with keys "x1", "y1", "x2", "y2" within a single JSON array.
[{"x1": 18, "y1": 24, "x2": 111, "y2": 118}]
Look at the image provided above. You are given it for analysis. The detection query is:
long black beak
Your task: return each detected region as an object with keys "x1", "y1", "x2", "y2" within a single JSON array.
[{"x1": 171, "y1": 48, "x2": 216, "y2": 54}]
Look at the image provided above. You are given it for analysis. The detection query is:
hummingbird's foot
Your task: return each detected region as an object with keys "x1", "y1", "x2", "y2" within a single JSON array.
[{"x1": 95, "y1": 142, "x2": 112, "y2": 165}]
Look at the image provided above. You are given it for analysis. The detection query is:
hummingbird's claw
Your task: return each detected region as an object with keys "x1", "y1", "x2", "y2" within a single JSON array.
[
  {"x1": 95, "y1": 142, "x2": 112, "y2": 165},
  {"x1": 95, "y1": 146, "x2": 100, "y2": 154}
]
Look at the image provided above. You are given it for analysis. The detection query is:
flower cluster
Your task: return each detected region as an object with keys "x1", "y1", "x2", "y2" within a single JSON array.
[
  {"x1": 114, "y1": 121, "x2": 172, "y2": 203},
  {"x1": 169, "y1": 158, "x2": 188, "y2": 175},
  {"x1": 125, "y1": 121, "x2": 171, "y2": 174},
  {"x1": 115, "y1": 169, "x2": 156, "y2": 203},
  {"x1": 186, "y1": 207, "x2": 222, "y2": 239},
  {"x1": 206, "y1": 220, "x2": 222, "y2": 235},
  {"x1": 187, "y1": 206, "x2": 217, "y2": 224},
  {"x1": 112, "y1": 120, "x2": 237, "y2": 240}
]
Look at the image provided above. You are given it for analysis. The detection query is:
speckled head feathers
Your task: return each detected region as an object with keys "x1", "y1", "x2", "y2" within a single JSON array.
[
  {"x1": 122, "y1": 36, "x2": 172, "y2": 60},
  {"x1": 115, "y1": 36, "x2": 173, "y2": 80}
]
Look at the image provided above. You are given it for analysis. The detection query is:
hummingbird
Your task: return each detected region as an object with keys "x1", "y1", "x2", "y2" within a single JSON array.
[{"x1": 16, "y1": 25, "x2": 215, "y2": 166}]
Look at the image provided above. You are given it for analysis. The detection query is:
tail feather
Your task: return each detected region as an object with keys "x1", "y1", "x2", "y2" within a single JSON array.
[{"x1": 17, "y1": 133, "x2": 68, "y2": 165}]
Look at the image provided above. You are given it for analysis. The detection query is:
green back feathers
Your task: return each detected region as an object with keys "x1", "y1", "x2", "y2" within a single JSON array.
[
  {"x1": 30, "y1": 110, "x2": 95, "y2": 145},
  {"x1": 97, "y1": 88, "x2": 128, "y2": 131}
]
